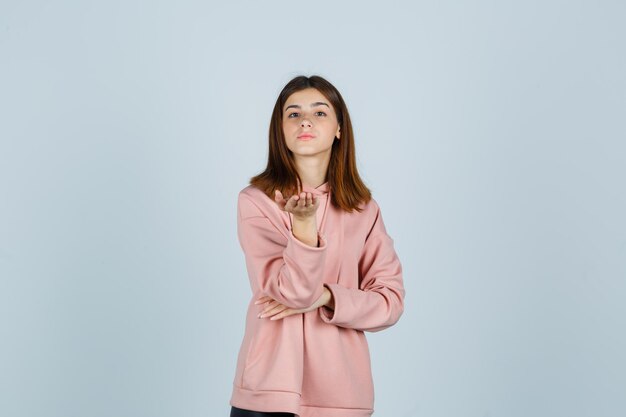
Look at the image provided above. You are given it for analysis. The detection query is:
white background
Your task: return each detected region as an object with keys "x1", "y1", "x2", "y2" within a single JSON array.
[{"x1": 1, "y1": 1, "x2": 624, "y2": 416}]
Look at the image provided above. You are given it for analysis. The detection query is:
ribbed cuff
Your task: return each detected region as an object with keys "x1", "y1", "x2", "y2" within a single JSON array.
[{"x1": 319, "y1": 283, "x2": 341, "y2": 323}]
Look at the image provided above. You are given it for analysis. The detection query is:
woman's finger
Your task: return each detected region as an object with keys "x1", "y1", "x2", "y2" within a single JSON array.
[
  {"x1": 274, "y1": 191, "x2": 288, "y2": 211},
  {"x1": 270, "y1": 308, "x2": 294, "y2": 320},
  {"x1": 259, "y1": 302, "x2": 287, "y2": 318},
  {"x1": 260, "y1": 300, "x2": 281, "y2": 314},
  {"x1": 259, "y1": 304, "x2": 289, "y2": 319},
  {"x1": 285, "y1": 194, "x2": 298, "y2": 211},
  {"x1": 254, "y1": 296, "x2": 271, "y2": 305}
]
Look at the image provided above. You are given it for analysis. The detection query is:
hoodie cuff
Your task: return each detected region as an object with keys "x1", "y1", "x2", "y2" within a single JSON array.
[{"x1": 319, "y1": 283, "x2": 340, "y2": 323}]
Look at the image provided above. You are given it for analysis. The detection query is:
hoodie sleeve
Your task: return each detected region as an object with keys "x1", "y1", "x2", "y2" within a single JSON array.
[
  {"x1": 237, "y1": 192, "x2": 328, "y2": 310},
  {"x1": 318, "y1": 201, "x2": 405, "y2": 332}
]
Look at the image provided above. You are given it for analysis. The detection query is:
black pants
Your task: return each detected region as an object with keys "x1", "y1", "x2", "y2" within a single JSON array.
[{"x1": 230, "y1": 405, "x2": 295, "y2": 417}]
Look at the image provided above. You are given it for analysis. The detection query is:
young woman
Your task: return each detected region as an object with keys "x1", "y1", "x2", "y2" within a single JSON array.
[{"x1": 229, "y1": 75, "x2": 405, "y2": 417}]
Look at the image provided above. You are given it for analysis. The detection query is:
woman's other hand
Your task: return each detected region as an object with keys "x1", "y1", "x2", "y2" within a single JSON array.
[{"x1": 254, "y1": 287, "x2": 332, "y2": 320}]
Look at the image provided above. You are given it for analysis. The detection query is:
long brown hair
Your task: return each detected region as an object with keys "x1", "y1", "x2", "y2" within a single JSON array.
[{"x1": 249, "y1": 75, "x2": 371, "y2": 213}]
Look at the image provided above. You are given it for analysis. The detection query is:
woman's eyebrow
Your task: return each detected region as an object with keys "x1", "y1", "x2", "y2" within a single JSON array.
[{"x1": 284, "y1": 102, "x2": 330, "y2": 112}]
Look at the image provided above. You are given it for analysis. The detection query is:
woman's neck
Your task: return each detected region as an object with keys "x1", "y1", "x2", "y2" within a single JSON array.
[{"x1": 294, "y1": 155, "x2": 330, "y2": 189}]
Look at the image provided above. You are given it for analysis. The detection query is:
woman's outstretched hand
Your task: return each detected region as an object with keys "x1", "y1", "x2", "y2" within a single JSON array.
[
  {"x1": 274, "y1": 189, "x2": 320, "y2": 221},
  {"x1": 255, "y1": 288, "x2": 332, "y2": 320}
]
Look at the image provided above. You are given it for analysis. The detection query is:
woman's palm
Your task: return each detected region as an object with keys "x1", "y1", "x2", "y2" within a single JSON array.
[{"x1": 274, "y1": 190, "x2": 320, "y2": 220}]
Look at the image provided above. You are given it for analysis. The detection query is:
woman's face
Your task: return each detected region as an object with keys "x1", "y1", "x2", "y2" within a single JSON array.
[{"x1": 282, "y1": 88, "x2": 341, "y2": 158}]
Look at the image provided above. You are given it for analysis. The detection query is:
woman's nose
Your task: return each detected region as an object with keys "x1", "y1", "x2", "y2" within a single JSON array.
[{"x1": 301, "y1": 119, "x2": 312, "y2": 127}]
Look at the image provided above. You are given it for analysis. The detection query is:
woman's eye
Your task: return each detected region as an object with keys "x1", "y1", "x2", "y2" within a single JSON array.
[{"x1": 288, "y1": 111, "x2": 326, "y2": 118}]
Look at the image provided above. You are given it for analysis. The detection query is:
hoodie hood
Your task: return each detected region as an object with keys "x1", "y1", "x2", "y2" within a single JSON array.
[{"x1": 301, "y1": 181, "x2": 330, "y2": 196}]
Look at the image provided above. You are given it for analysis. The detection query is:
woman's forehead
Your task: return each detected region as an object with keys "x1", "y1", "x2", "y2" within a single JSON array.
[{"x1": 285, "y1": 88, "x2": 326, "y2": 103}]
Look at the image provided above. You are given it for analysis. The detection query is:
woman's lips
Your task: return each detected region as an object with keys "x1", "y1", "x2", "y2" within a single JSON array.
[{"x1": 297, "y1": 134, "x2": 315, "y2": 140}]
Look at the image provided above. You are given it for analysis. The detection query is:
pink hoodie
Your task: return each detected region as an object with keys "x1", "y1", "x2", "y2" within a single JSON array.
[{"x1": 230, "y1": 181, "x2": 405, "y2": 417}]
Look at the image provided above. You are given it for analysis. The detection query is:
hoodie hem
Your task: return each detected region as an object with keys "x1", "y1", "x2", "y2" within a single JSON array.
[
  {"x1": 298, "y1": 404, "x2": 374, "y2": 417},
  {"x1": 230, "y1": 385, "x2": 301, "y2": 415},
  {"x1": 230, "y1": 384, "x2": 374, "y2": 417}
]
